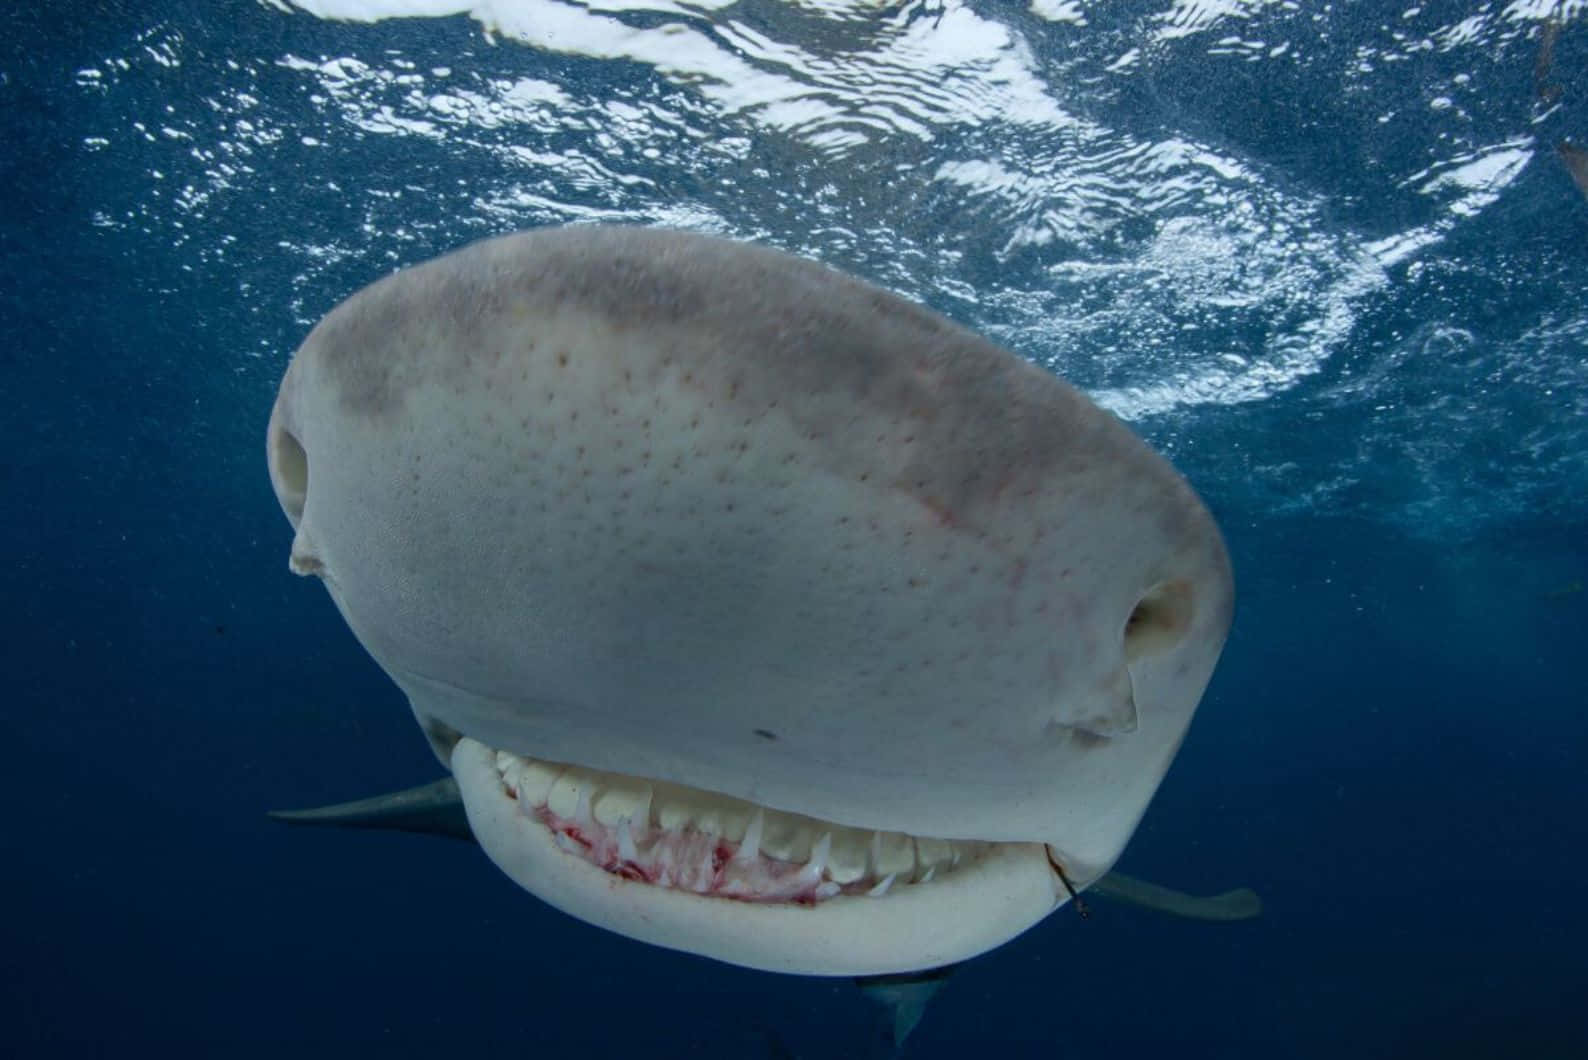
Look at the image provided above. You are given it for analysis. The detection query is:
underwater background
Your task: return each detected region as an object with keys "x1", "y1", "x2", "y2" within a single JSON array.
[{"x1": 3, "y1": 1, "x2": 1585, "y2": 1056}]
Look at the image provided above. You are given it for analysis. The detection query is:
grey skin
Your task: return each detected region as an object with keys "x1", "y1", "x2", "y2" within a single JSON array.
[{"x1": 270, "y1": 781, "x2": 1259, "y2": 1052}]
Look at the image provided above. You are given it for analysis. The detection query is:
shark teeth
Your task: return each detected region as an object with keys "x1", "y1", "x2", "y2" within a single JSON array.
[
  {"x1": 733, "y1": 809, "x2": 764, "y2": 865},
  {"x1": 794, "y1": 832, "x2": 832, "y2": 888},
  {"x1": 617, "y1": 816, "x2": 640, "y2": 864},
  {"x1": 495, "y1": 750, "x2": 986, "y2": 904}
]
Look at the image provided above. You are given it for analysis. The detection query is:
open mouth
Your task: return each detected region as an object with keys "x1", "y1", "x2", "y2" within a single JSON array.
[
  {"x1": 452, "y1": 737, "x2": 1068, "y2": 975},
  {"x1": 492, "y1": 748, "x2": 1004, "y2": 906}
]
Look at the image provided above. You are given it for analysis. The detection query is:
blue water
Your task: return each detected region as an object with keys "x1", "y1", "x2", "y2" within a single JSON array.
[{"x1": 4, "y1": 1, "x2": 1586, "y2": 1056}]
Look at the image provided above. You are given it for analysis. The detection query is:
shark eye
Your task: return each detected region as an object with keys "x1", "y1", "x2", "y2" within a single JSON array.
[
  {"x1": 1123, "y1": 579, "x2": 1193, "y2": 664},
  {"x1": 269, "y1": 421, "x2": 309, "y2": 527}
]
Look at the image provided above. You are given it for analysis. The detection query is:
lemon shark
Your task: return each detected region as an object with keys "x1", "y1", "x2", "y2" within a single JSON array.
[{"x1": 266, "y1": 225, "x2": 1236, "y2": 976}]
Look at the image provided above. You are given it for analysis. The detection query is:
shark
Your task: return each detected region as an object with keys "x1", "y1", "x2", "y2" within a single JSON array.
[{"x1": 266, "y1": 225, "x2": 1236, "y2": 977}]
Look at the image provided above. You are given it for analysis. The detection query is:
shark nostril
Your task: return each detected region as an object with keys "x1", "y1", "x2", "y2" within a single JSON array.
[{"x1": 1123, "y1": 579, "x2": 1194, "y2": 664}]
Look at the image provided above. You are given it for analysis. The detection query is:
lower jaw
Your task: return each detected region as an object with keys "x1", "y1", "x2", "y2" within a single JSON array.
[{"x1": 450, "y1": 737, "x2": 1066, "y2": 976}]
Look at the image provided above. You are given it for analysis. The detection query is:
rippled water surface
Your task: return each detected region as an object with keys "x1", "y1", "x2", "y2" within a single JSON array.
[
  {"x1": 57, "y1": 0, "x2": 1588, "y2": 535},
  {"x1": 4, "y1": 2, "x2": 1586, "y2": 1057}
]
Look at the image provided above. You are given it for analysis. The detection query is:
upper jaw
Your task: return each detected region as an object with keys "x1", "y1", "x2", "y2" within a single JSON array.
[{"x1": 409, "y1": 697, "x2": 1116, "y2": 875}]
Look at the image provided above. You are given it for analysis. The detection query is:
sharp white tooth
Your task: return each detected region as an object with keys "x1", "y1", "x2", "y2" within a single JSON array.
[
  {"x1": 868, "y1": 873, "x2": 896, "y2": 898},
  {"x1": 632, "y1": 785, "x2": 653, "y2": 832},
  {"x1": 734, "y1": 809, "x2": 765, "y2": 864},
  {"x1": 797, "y1": 832, "x2": 832, "y2": 884},
  {"x1": 869, "y1": 831, "x2": 884, "y2": 874},
  {"x1": 617, "y1": 816, "x2": 640, "y2": 863},
  {"x1": 824, "y1": 828, "x2": 869, "y2": 884},
  {"x1": 516, "y1": 783, "x2": 534, "y2": 817},
  {"x1": 871, "y1": 830, "x2": 916, "y2": 878},
  {"x1": 509, "y1": 760, "x2": 559, "y2": 808},
  {"x1": 916, "y1": 836, "x2": 952, "y2": 873},
  {"x1": 574, "y1": 785, "x2": 593, "y2": 825},
  {"x1": 920, "y1": 866, "x2": 936, "y2": 884},
  {"x1": 815, "y1": 881, "x2": 840, "y2": 899}
]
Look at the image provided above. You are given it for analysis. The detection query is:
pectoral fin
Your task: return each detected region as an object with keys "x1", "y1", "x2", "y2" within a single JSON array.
[{"x1": 1087, "y1": 870, "x2": 1262, "y2": 921}]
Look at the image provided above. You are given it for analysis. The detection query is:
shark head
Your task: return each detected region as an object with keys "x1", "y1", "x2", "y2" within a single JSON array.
[{"x1": 266, "y1": 226, "x2": 1234, "y2": 976}]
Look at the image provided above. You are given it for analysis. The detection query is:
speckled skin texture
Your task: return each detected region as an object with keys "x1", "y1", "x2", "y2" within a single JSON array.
[
  {"x1": 268, "y1": 225, "x2": 1233, "y2": 880},
  {"x1": 310, "y1": 227, "x2": 1150, "y2": 537}
]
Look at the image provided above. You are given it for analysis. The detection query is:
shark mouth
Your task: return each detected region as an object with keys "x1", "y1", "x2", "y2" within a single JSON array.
[
  {"x1": 451, "y1": 737, "x2": 1068, "y2": 976},
  {"x1": 495, "y1": 748, "x2": 996, "y2": 905}
]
